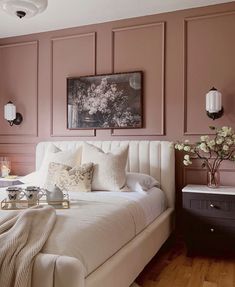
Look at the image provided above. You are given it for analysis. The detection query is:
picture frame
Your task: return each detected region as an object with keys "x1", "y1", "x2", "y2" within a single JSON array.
[{"x1": 67, "y1": 71, "x2": 143, "y2": 129}]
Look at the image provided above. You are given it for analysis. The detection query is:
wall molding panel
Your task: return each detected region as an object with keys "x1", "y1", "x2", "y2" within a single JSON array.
[
  {"x1": 111, "y1": 22, "x2": 165, "y2": 136},
  {"x1": 0, "y1": 40, "x2": 38, "y2": 137},
  {"x1": 183, "y1": 10, "x2": 235, "y2": 135},
  {"x1": 51, "y1": 32, "x2": 97, "y2": 137}
]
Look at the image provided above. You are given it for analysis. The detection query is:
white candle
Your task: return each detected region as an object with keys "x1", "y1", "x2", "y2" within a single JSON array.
[{"x1": 1, "y1": 165, "x2": 10, "y2": 177}]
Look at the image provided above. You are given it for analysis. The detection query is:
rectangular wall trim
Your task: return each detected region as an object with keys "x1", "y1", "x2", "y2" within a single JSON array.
[
  {"x1": 183, "y1": 10, "x2": 235, "y2": 135},
  {"x1": 0, "y1": 40, "x2": 39, "y2": 137},
  {"x1": 111, "y1": 22, "x2": 165, "y2": 136},
  {"x1": 51, "y1": 32, "x2": 97, "y2": 137}
]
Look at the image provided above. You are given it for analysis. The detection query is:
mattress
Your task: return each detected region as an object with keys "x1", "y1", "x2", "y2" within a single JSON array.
[{"x1": 0, "y1": 186, "x2": 166, "y2": 276}]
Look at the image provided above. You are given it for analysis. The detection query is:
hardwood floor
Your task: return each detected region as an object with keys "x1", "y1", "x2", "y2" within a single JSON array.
[{"x1": 135, "y1": 236, "x2": 235, "y2": 287}]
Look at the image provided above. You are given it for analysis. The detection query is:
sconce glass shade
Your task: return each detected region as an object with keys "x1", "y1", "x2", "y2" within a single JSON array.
[
  {"x1": 4, "y1": 101, "x2": 23, "y2": 126},
  {"x1": 206, "y1": 87, "x2": 222, "y2": 113},
  {"x1": 206, "y1": 87, "x2": 223, "y2": 120},
  {"x1": 4, "y1": 101, "x2": 16, "y2": 121}
]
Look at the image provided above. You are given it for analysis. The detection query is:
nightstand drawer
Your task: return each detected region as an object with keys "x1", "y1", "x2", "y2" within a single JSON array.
[
  {"x1": 183, "y1": 192, "x2": 235, "y2": 219},
  {"x1": 184, "y1": 217, "x2": 235, "y2": 252},
  {"x1": 190, "y1": 217, "x2": 235, "y2": 235}
]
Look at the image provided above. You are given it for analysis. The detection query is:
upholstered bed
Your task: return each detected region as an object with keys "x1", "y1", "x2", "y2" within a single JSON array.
[{"x1": 1, "y1": 140, "x2": 175, "y2": 287}]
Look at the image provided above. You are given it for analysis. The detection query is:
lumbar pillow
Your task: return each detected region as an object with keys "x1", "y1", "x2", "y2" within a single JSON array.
[
  {"x1": 38, "y1": 144, "x2": 82, "y2": 187},
  {"x1": 126, "y1": 172, "x2": 160, "y2": 193},
  {"x1": 45, "y1": 162, "x2": 94, "y2": 192},
  {"x1": 81, "y1": 142, "x2": 128, "y2": 191}
]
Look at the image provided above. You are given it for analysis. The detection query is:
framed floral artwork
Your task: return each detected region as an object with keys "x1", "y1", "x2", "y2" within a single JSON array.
[{"x1": 67, "y1": 71, "x2": 143, "y2": 129}]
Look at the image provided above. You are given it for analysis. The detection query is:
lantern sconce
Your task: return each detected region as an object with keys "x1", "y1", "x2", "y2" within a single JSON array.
[
  {"x1": 206, "y1": 87, "x2": 224, "y2": 120},
  {"x1": 4, "y1": 101, "x2": 23, "y2": 126}
]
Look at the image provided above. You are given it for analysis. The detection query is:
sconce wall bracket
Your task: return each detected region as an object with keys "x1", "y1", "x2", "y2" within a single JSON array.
[
  {"x1": 206, "y1": 107, "x2": 224, "y2": 120},
  {"x1": 8, "y1": 112, "x2": 23, "y2": 126}
]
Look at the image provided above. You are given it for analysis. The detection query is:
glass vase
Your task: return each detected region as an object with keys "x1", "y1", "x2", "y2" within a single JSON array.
[{"x1": 207, "y1": 170, "x2": 220, "y2": 188}]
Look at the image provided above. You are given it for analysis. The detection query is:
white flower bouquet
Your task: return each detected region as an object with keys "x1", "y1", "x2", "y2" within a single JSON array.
[{"x1": 175, "y1": 126, "x2": 235, "y2": 187}]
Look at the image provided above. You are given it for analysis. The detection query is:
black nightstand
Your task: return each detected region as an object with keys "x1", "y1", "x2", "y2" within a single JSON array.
[{"x1": 182, "y1": 184, "x2": 235, "y2": 255}]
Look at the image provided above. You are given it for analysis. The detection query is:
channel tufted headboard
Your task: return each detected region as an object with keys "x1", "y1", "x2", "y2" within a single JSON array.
[{"x1": 36, "y1": 141, "x2": 175, "y2": 207}]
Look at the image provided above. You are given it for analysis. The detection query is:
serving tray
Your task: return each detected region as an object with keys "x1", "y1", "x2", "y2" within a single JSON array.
[{"x1": 1, "y1": 191, "x2": 70, "y2": 210}]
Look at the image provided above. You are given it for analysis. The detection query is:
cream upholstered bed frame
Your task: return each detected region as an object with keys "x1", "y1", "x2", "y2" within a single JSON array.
[
  {"x1": 33, "y1": 140, "x2": 175, "y2": 287},
  {"x1": 36, "y1": 141, "x2": 175, "y2": 208}
]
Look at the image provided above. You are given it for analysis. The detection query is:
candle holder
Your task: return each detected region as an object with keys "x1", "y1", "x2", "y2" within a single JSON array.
[{"x1": 0, "y1": 157, "x2": 11, "y2": 178}]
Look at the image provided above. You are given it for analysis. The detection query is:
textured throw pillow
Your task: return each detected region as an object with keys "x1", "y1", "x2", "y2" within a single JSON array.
[
  {"x1": 38, "y1": 145, "x2": 82, "y2": 187},
  {"x1": 81, "y1": 142, "x2": 129, "y2": 191},
  {"x1": 45, "y1": 162, "x2": 94, "y2": 192}
]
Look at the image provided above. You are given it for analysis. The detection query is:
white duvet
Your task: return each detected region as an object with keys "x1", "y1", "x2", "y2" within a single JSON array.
[
  {"x1": 43, "y1": 188, "x2": 166, "y2": 276},
  {"x1": 0, "y1": 187, "x2": 166, "y2": 277}
]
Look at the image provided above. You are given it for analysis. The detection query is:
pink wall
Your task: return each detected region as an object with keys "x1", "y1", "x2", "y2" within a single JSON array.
[{"x1": 1, "y1": 2, "x2": 235, "y2": 195}]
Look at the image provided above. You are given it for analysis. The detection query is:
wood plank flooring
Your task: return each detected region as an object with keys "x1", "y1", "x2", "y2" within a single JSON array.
[{"x1": 135, "y1": 236, "x2": 235, "y2": 287}]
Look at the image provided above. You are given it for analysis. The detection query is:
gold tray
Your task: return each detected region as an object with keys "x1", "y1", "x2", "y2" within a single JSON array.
[{"x1": 1, "y1": 193, "x2": 70, "y2": 210}]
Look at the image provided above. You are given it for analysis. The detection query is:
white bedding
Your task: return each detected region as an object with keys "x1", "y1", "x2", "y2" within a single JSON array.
[
  {"x1": 68, "y1": 188, "x2": 166, "y2": 232},
  {"x1": 43, "y1": 188, "x2": 166, "y2": 276},
  {"x1": 0, "y1": 186, "x2": 166, "y2": 277}
]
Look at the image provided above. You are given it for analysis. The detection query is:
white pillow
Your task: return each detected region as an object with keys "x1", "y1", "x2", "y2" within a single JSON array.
[
  {"x1": 81, "y1": 142, "x2": 128, "y2": 191},
  {"x1": 21, "y1": 144, "x2": 61, "y2": 185},
  {"x1": 37, "y1": 145, "x2": 82, "y2": 187},
  {"x1": 20, "y1": 171, "x2": 40, "y2": 185},
  {"x1": 126, "y1": 172, "x2": 160, "y2": 193}
]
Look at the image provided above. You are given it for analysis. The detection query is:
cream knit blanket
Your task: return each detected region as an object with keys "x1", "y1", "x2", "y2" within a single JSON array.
[{"x1": 0, "y1": 206, "x2": 56, "y2": 287}]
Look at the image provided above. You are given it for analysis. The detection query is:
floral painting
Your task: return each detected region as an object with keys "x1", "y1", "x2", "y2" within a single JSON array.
[{"x1": 67, "y1": 71, "x2": 143, "y2": 129}]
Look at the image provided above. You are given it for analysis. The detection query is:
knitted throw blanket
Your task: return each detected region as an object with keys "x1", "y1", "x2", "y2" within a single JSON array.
[{"x1": 0, "y1": 206, "x2": 56, "y2": 287}]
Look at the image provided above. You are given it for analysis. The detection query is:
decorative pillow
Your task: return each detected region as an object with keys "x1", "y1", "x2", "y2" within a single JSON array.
[
  {"x1": 81, "y1": 142, "x2": 128, "y2": 191},
  {"x1": 20, "y1": 171, "x2": 40, "y2": 185},
  {"x1": 38, "y1": 144, "x2": 82, "y2": 187},
  {"x1": 21, "y1": 144, "x2": 61, "y2": 186},
  {"x1": 126, "y1": 172, "x2": 160, "y2": 193},
  {"x1": 45, "y1": 162, "x2": 94, "y2": 192}
]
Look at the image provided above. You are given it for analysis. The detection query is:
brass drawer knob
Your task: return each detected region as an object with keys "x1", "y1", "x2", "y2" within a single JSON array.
[{"x1": 210, "y1": 228, "x2": 215, "y2": 233}]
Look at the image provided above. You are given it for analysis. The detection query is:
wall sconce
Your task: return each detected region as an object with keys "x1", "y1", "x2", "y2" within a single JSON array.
[
  {"x1": 4, "y1": 101, "x2": 23, "y2": 126},
  {"x1": 206, "y1": 87, "x2": 224, "y2": 120}
]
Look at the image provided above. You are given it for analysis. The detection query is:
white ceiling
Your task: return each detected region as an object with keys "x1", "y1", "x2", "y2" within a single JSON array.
[{"x1": 0, "y1": 0, "x2": 234, "y2": 38}]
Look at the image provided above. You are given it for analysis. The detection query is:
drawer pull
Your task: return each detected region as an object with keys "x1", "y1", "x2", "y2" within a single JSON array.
[
  {"x1": 210, "y1": 203, "x2": 215, "y2": 208},
  {"x1": 210, "y1": 228, "x2": 215, "y2": 233}
]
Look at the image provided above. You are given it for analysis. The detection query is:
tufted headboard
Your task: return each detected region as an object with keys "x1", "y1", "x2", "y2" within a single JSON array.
[{"x1": 36, "y1": 141, "x2": 175, "y2": 208}]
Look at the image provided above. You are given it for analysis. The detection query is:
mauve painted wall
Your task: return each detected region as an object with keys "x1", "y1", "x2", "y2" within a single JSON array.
[{"x1": 1, "y1": 2, "x2": 235, "y2": 198}]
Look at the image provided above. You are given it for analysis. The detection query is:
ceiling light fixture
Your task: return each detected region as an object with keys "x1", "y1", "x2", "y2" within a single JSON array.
[{"x1": 0, "y1": 0, "x2": 48, "y2": 19}]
